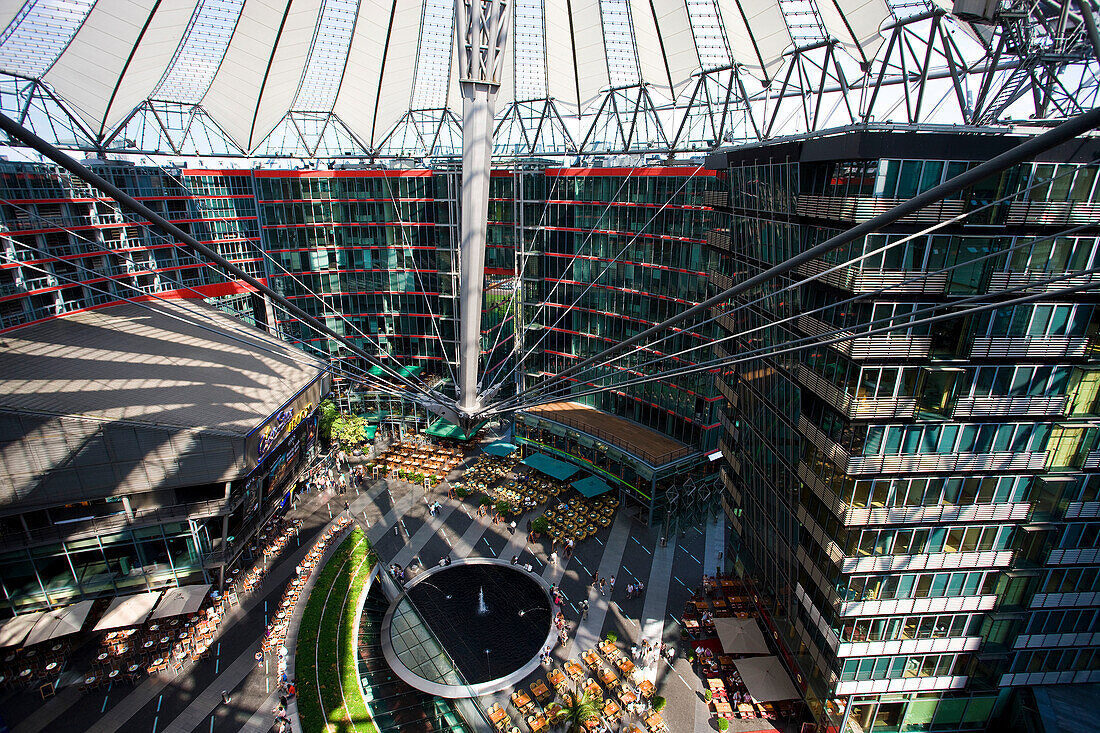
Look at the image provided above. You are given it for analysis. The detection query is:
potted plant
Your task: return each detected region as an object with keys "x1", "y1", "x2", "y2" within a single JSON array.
[
  {"x1": 717, "y1": 718, "x2": 729, "y2": 731},
  {"x1": 605, "y1": 632, "x2": 617, "y2": 643},
  {"x1": 703, "y1": 689, "x2": 713, "y2": 703},
  {"x1": 531, "y1": 516, "x2": 550, "y2": 536},
  {"x1": 495, "y1": 500, "x2": 510, "y2": 515},
  {"x1": 652, "y1": 695, "x2": 666, "y2": 712}
]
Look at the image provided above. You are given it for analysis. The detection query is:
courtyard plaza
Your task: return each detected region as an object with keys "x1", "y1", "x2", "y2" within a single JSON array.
[{"x1": 0, "y1": 443, "x2": 775, "y2": 733}]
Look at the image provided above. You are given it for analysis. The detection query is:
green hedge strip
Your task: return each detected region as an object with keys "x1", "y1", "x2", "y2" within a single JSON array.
[{"x1": 295, "y1": 527, "x2": 377, "y2": 733}]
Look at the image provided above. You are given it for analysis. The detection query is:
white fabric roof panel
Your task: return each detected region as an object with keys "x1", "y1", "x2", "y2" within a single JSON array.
[
  {"x1": 716, "y1": 0, "x2": 792, "y2": 80},
  {"x1": 629, "y1": 0, "x2": 695, "y2": 98},
  {"x1": 248, "y1": 0, "x2": 326, "y2": 147},
  {"x1": 568, "y1": 0, "x2": 609, "y2": 113},
  {"x1": 200, "y1": 0, "x2": 299, "y2": 150},
  {"x1": 369, "y1": 0, "x2": 424, "y2": 146},
  {"x1": 542, "y1": 0, "x2": 578, "y2": 111},
  {"x1": 330, "y1": 0, "x2": 392, "y2": 146},
  {"x1": 41, "y1": 0, "x2": 165, "y2": 134},
  {"x1": 817, "y1": 0, "x2": 890, "y2": 63},
  {"x1": 0, "y1": 0, "x2": 909, "y2": 151},
  {"x1": 97, "y1": 0, "x2": 203, "y2": 128}
]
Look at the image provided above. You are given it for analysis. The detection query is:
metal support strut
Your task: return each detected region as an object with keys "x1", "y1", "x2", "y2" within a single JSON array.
[{"x1": 455, "y1": 0, "x2": 511, "y2": 429}]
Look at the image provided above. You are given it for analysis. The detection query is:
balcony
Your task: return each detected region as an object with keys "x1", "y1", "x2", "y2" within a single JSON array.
[
  {"x1": 796, "y1": 313, "x2": 932, "y2": 360},
  {"x1": 843, "y1": 502, "x2": 1032, "y2": 527},
  {"x1": 711, "y1": 271, "x2": 733, "y2": 292},
  {"x1": 840, "y1": 550, "x2": 1014, "y2": 575},
  {"x1": 794, "y1": 259, "x2": 950, "y2": 295},
  {"x1": 796, "y1": 194, "x2": 966, "y2": 223},
  {"x1": 794, "y1": 364, "x2": 918, "y2": 420},
  {"x1": 0, "y1": 498, "x2": 227, "y2": 551},
  {"x1": 847, "y1": 450, "x2": 1049, "y2": 475},
  {"x1": 837, "y1": 636, "x2": 983, "y2": 659},
  {"x1": 702, "y1": 190, "x2": 728, "y2": 209},
  {"x1": 840, "y1": 594, "x2": 998, "y2": 619},
  {"x1": 951, "y1": 396, "x2": 1068, "y2": 419},
  {"x1": 1006, "y1": 199, "x2": 1100, "y2": 226},
  {"x1": 989, "y1": 270, "x2": 1100, "y2": 294},
  {"x1": 706, "y1": 229, "x2": 731, "y2": 251},
  {"x1": 968, "y1": 335, "x2": 1091, "y2": 359},
  {"x1": 835, "y1": 675, "x2": 968, "y2": 696}
]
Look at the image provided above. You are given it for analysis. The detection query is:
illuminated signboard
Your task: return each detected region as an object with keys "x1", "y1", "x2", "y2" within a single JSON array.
[{"x1": 246, "y1": 375, "x2": 325, "y2": 470}]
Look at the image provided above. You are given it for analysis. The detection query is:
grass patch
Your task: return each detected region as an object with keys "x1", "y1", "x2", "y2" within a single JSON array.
[{"x1": 296, "y1": 527, "x2": 377, "y2": 733}]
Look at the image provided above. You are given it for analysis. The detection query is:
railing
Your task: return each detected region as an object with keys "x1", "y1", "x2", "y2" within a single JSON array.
[
  {"x1": 0, "y1": 498, "x2": 227, "y2": 549},
  {"x1": 702, "y1": 190, "x2": 727, "y2": 209},
  {"x1": 705, "y1": 229, "x2": 731, "y2": 251},
  {"x1": 522, "y1": 411, "x2": 693, "y2": 466}
]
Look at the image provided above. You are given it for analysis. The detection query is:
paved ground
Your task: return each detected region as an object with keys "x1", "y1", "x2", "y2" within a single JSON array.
[{"x1": 0, "y1": 450, "x2": 733, "y2": 733}]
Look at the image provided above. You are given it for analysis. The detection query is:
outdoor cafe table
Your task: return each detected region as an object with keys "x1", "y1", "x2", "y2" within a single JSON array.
[
  {"x1": 565, "y1": 661, "x2": 583, "y2": 679},
  {"x1": 548, "y1": 669, "x2": 566, "y2": 687},
  {"x1": 616, "y1": 658, "x2": 635, "y2": 676},
  {"x1": 531, "y1": 679, "x2": 550, "y2": 701},
  {"x1": 644, "y1": 712, "x2": 666, "y2": 732},
  {"x1": 638, "y1": 679, "x2": 656, "y2": 698},
  {"x1": 488, "y1": 707, "x2": 508, "y2": 725},
  {"x1": 602, "y1": 700, "x2": 621, "y2": 719},
  {"x1": 512, "y1": 690, "x2": 533, "y2": 711},
  {"x1": 583, "y1": 679, "x2": 602, "y2": 698},
  {"x1": 599, "y1": 640, "x2": 617, "y2": 657},
  {"x1": 598, "y1": 667, "x2": 618, "y2": 688},
  {"x1": 526, "y1": 713, "x2": 548, "y2": 732},
  {"x1": 714, "y1": 701, "x2": 733, "y2": 717},
  {"x1": 617, "y1": 689, "x2": 637, "y2": 706}
]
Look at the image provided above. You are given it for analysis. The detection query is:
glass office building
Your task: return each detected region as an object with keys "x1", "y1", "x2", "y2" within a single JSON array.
[
  {"x1": 707, "y1": 130, "x2": 1100, "y2": 732},
  {"x1": 0, "y1": 160, "x2": 726, "y2": 526}
]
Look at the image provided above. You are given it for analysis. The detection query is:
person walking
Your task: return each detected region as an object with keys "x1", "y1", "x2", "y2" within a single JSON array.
[
  {"x1": 509, "y1": 520, "x2": 517, "y2": 535},
  {"x1": 221, "y1": 690, "x2": 231, "y2": 704},
  {"x1": 609, "y1": 575, "x2": 615, "y2": 594},
  {"x1": 598, "y1": 578, "x2": 606, "y2": 595},
  {"x1": 549, "y1": 551, "x2": 557, "y2": 565}
]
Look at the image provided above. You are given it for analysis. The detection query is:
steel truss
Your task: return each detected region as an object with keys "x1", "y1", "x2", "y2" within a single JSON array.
[{"x1": 3, "y1": 7, "x2": 1098, "y2": 160}]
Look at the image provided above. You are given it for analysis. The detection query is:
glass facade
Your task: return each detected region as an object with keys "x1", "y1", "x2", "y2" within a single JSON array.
[
  {"x1": 0, "y1": 160, "x2": 731, "y2": 616},
  {"x1": 711, "y1": 131, "x2": 1100, "y2": 732}
]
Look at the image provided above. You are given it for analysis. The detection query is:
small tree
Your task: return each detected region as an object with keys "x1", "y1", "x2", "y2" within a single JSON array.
[
  {"x1": 318, "y1": 399, "x2": 339, "y2": 446},
  {"x1": 717, "y1": 717, "x2": 729, "y2": 731},
  {"x1": 561, "y1": 690, "x2": 600, "y2": 733},
  {"x1": 331, "y1": 414, "x2": 370, "y2": 448},
  {"x1": 531, "y1": 516, "x2": 550, "y2": 534},
  {"x1": 652, "y1": 695, "x2": 667, "y2": 712},
  {"x1": 495, "y1": 500, "x2": 510, "y2": 515},
  {"x1": 703, "y1": 689, "x2": 713, "y2": 702},
  {"x1": 605, "y1": 632, "x2": 617, "y2": 643}
]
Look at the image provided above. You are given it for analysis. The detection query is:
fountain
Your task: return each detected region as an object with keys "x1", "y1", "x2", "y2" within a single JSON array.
[{"x1": 401, "y1": 563, "x2": 552, "y2": 685}]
